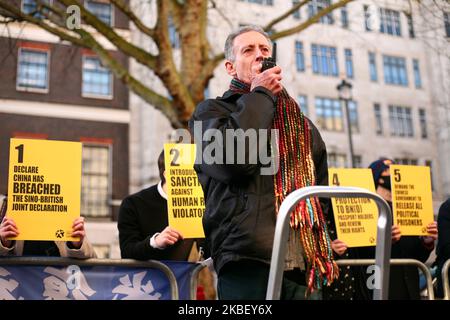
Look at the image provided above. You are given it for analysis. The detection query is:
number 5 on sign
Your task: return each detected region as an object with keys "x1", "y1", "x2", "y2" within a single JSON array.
[
  {"x1": 164, "y1": 143, "x2": 205, "y2": 238},
  {"x1": 7, "y1": 138, "x2": 82, "y2": 241},
  {"x1": 391, "y1": 165, "x2": 433, "y2": 236}
]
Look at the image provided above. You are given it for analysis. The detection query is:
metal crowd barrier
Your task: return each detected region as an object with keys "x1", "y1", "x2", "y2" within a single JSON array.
[
  {"x1": 189, "y1": 262, "x2": 206, "y2": 300},
  {"x1": 266, "y1": 186, "x2": 392, "y2": 300},
  {"x1": 336, "y1": 258, "x2": 435, "y2": 300},
  {"x1": 442, "y1": 259, "x2": 450, "y2": 300},
  {"x1": 0, "y1": 257, "x2": 180, "y2": 300}
]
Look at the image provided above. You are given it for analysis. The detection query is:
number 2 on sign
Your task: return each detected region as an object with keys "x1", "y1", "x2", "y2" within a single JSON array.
[{"x1": 170, "y1": 148, "x2": 180, "y2": 166}]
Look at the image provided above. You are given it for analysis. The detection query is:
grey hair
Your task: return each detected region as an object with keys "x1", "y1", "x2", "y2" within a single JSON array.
[{"x1": 224, "y1": 25, "x2": 272, "y2": 61}]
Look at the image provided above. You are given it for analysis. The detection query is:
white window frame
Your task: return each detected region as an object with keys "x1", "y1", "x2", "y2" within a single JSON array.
[
  {"x1": 85, "y1": 0, "x2": 115, "y2": 27},
  {"x1": 21, "y1": 0, "x2": 53, "y2": 17},
  {"x1": 81, "y1": 55, "x2": 114, "y2": 100},
  {"x1": 81, "y1": 142, "x2": 113, "y2": 219},
  {"x1": 16, "y1": 47, "x2": 50, "y2": 94}
]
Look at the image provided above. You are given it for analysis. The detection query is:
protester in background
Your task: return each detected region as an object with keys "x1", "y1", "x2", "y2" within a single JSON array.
[
  {"x1": 118, "y1": 150, "x2": 216, "y2": 299},
  {"x1": 324, "y1": 158, "x2": 437, "y2": 300},
  {"x1": 435, "y1": 197, "x2": 450, "y2": 298},
  {"x1": 118, "y1": 150, "x2": 194, "y2": 261},
  {"x1": 0, "y1": 196, "x2": 96, "y2": 259}
]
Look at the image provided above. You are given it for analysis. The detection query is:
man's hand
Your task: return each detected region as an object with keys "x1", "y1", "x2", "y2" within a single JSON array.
[
  {"x1": 250, "y1": 65, "x2": 282, "y2": 95},
  {"x1": 70, "y1": 217, "x2": 86, "y2": 249},
  {"x1": 0, "y1": 217, "x2": 19, "y2": 248},
  {"x1": 391, "y1": 225, "x2": 401, "y2": 243},
  {"x1": 154, "y1": 226, "x2": 183, "y2": 249},
  {"x1": 331, "y1": 239, "x2": 348, "y2": 256},
  {"x1": 422, "y1": 221, "x2": 438, "y2": 244}
]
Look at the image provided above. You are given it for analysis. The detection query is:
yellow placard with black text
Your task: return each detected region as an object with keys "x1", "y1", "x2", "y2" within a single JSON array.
[
  {"x1": 391, "y1": 165, "x2": 433, "y2": 236},
  {"x1": 329, "y1": 168, "x2": 378, "y2": 247},
  {"x1": 164, "y1": 143, "x2": 205, "y2": 239},
  {"x1": 7, "y1": 138, "x2": 82, "y2": 241}
]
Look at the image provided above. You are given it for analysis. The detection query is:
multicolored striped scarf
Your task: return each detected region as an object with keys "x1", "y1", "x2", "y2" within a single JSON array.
[{"x1": 229, "y1": 77, "x2": 338, "y2": 293}]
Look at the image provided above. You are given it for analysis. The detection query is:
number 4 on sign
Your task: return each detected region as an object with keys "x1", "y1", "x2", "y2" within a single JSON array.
[{"x1": 332, "y1": 173, "x2": 340, "y2": 186}]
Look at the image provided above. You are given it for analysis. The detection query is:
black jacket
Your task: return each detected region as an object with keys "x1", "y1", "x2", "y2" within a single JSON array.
[
  {"x1": 118, "y1": 184, "x2": 194, "y2": 261},
  {"x1": 189, "y1": 87, "x2": 329, "y2": 274},
  {"x1": 436, "y1": 198, "x2": 450, "y2": 298}
]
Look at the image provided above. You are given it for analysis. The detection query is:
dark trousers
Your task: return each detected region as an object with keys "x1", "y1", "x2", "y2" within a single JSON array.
[{"x1": 217, "y1": 260, "x2": 321, "y2": 300}]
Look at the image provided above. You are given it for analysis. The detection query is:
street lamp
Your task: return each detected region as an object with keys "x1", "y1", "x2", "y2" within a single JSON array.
[{"x1": 337, "y1": 79, "x2": 354, "y2": 168}]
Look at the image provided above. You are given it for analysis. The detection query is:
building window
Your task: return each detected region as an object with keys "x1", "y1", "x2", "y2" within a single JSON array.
[
  {"x1": 406, "y1": 13, "x2": 415, "y2": 38},
  {"x1": 312, "y1": 44, "x2": 338, "y2": 76},
  {"x1": 168, "y1": 16, "x2": 180, "y2": 49},
  {"x1": 379, "y1": 8, "x2": 401, "y2": 36},
  {"x1": 389, "y1": 105, "x2": 414, "y2": 137},
  {"x1": 295, "y1": 41, "x2": 305, "y2": 72},
  {"x1": 240, "y1": 0, "x2": 273, "y2": 5},
  {"x1": 81, "y1": 144, "x2": 111, "y2": 218},
  {"x1": 353, "y1": 155, "x2": 362, "y2": 168},
  {"x1": 22, "y1": 0, "x2": 51, "y2": 18},
  {"x1": 292, "y1": 0, "x2": 301, "y2": 19},
  {"x1": 345, "y1": 49, "x2": 354, "y2": 79},
  {"x1": 86, "y1": 0, "x2": 113, "y2": 26},
  {"x1": 308, "y1": 0, "x2": 334, "y2": 25},
  {"x1": 394, "y1": 158, "x2": 418, "y2": 165},
  {"x1": 315, "y1": 97, "x2": 343, "y2": 131},
  {"x1": 329, "y1": 155, "x2": 363, "y2": 168},
  {"x1": 348, "y1": 101, "x2": 359, "y2": 133},
  {"x1": 419, "y1": 108, "x2": 427, "y2": 139},
  {"x1": 298, "y1": 95, "x2": 308, "y2": 116},
  {"x1": 364, "y1": 5, "x2": 372, "y2": 31},
  {"x1": 17, "y1": 48, "x2": 49, "y2": 92},
  {"x1": 413, "y1": 59, "x2": 422, "y2": 88},
  {"x1": 82, "y1": 56, "x2": 113, "y2": 98},
  {"x1": 369, "y1": 52, "x2": 377, "y2": 82},
  {"x1": 383, "y1": 55, "x2": 408, "y2": 86},
  {"x1": 328, "y1": 153, "x2": 347, "y2": 168},
  {"x1": 444, "y1": 12, "x2": 450, "y2": 37},
  {"x1": 374, "y1": 103, "x2": 383, "y2": 135},
  {"x1": 341, "y1": 5, "x2": 349, "y2": 28}
]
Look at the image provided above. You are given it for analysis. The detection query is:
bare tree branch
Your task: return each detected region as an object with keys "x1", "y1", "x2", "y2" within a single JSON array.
[
  {"x1": 110, "y1": 0, "x2": 155, "y2": 38},
  {"x1": 58, "y1": 0, "x2": 158, "y2": 70},
  {"x1": 0, "y1": 1, "x2": 86, "y2": 47},
  {"x1": 75, "y1": 28, "x2": 183, "y2": 128},
  {"x1": 270, "y1": 0, "x2": 353, "y2": 41},
  {"x1": 264, "y1": 0, "x2": 309, "y2": 31}
]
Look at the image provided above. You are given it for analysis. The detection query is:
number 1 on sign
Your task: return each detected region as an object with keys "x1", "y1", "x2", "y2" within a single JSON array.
[{"x1": 15, "y1": 144, "x2": 24, "y2": 163}]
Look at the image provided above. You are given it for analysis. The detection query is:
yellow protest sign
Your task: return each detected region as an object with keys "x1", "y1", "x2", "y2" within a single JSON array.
[
  {"x1": 391, "y1": 165, "x2": 433, "y2": 236},
  {"x1": 164, "y1": 143, "x2": 205, "y2": 239},
  {"x1": 329, "y1": 168, "x2": 378, "y2": 247},
  {"x1": 7, "y1": 138, "x2": 82, "y2": 241}
]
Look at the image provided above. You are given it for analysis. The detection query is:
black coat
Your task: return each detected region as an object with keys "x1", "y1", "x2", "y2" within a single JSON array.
[
  {"x1": 189, "y1": 86, "x2": 329, "y2": 275},
  {"x1": 436, "y1": 198, "x2": 450, "y2": 297},
  {"x1": 118, "y1": 184, "x2": 194, "y2": 261}
]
